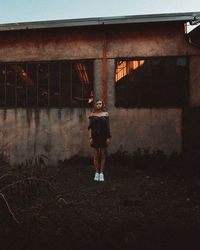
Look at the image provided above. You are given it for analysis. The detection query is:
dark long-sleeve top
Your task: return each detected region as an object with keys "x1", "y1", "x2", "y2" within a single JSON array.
[{"x1": 88, "y1": 116, "x2": 111, "y2": 139}]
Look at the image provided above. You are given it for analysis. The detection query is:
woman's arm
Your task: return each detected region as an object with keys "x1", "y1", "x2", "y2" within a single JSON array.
[
  {"x1": 88, "y1": 128, "x2": 93, "y2": 145},
  {"x1": 88, "y1": 128, "x2": 92, "y2": 138}
]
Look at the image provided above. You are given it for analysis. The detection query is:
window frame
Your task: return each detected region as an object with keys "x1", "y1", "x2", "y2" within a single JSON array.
[
  {"x1": 0, "y1": 59, "x2": 94, "y2": 109},
  {"x1": 115, "y1": 56, "x2": 189, "y2": 108}
]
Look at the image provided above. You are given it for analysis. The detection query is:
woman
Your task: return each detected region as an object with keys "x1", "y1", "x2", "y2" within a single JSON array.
[{"x1": 88, "y1": 99, "x2": 111, "y2": 182}]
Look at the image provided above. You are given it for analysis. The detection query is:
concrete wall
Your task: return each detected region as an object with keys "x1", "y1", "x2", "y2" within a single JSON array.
[
  {"x1": 0, "y1": 22, "x2": 200, "y2": 164},
  {"x1": 1, "y1": 23, "x2": 200, "y2": 63},
  {"x1": 0, "y1": 28, "x2": 103, "y2": 61},
  {"x1": 0, "y1": 108, "x2": 92, "y2": 165}
]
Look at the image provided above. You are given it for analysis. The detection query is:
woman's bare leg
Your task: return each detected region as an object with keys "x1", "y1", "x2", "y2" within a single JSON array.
[
  {"x1": 100, "y1": 148, "x2": 106, "y2": 173},
  {"x1": 93, "y1": 148, "x2": 99, "y2": 173}
]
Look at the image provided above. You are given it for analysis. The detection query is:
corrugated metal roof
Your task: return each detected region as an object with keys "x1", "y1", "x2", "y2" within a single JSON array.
[{"x1": 0, "y1": 12, "x2": 200, "y2": 32}]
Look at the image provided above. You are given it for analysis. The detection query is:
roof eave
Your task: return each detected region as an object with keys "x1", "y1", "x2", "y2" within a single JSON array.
[{"x1": 0, "y1": 11, "x2": 200, "y2": 32}]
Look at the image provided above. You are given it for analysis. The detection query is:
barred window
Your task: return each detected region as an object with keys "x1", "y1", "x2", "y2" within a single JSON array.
[
  {"x1": 0, "y1": 60, "x2": 94, "y2": 108},
  {"x1": 115, "y1": 57, "x2": 188, "y2": 108}
]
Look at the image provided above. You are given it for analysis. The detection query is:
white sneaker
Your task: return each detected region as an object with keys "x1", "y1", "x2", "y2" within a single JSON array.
[
  {"x1": 94, "y1": 173, "x2": 99, "y2": 181},
  {"x1": 99, "y1": 173, "x2": 104, "y2": 182}
]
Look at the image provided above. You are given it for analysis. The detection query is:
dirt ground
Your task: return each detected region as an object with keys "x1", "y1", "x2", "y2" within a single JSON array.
[{"x1": 1, "y1": 152, "x2": 200, "y2": 250}]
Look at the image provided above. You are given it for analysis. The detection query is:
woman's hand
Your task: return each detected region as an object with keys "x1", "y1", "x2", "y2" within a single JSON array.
[
  {"x1": 106, "y1": 138, "x2": 110, "y2": 146},
  {"x1": 89, "y1": 138, "x2": 93, "y2": 145}
]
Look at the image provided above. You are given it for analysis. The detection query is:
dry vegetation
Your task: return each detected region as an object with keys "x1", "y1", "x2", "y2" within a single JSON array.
[{"x1": 1, "y1": 149, "x2": 200, "y2": 250}]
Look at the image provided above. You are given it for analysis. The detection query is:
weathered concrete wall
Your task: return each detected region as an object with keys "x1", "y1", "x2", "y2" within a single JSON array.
[
  {"x1": 0, "y1": 28, "x2": 103, "y2": 61},
  {"x1": 0, "y1": 108, "x2": 92, "y2": 165},
  {"x1": 108, "y1": 108, "x2": 182, "y2": 154},
  {"x1": 94, "y1": 59, "x2": 103, "y2": 100},
  {"x1": 107, "y1": 23, "x2": 200, "y2": 58},
  {"x1": 0, "y1": 22, "x2": 200, "y2": 164},
  {"x1": 108, "y1": 23, "x2": 184, "y2": 58},
  {"x1": 0, "y1": 23, "x2": 200, "y2": 63},
  {"x1": 0, "y1": 106, "x2": 182, "y2": 165}
]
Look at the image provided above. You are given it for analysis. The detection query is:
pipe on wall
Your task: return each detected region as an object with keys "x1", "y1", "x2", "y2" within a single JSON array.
[{"x1": 103, "y1": 32, "x2": 107, "y2": 109}]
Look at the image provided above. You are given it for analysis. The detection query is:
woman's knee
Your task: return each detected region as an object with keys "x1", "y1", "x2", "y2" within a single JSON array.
[
  {"x1": 93, "y1": 150, "x2": 98, "y2": 160},
  {"x1": 100, "y1": 148, "x2": 106, "y2": 157}
]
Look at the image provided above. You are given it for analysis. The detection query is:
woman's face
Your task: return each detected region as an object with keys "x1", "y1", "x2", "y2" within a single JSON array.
[{"x1": 95, "y1": 101, "x2": 103, "y2": 111}]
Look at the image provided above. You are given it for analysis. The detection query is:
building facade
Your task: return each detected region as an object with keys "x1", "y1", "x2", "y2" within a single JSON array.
[{"x1": 0, "y1": 12, "x2": 200, "y2": 165}]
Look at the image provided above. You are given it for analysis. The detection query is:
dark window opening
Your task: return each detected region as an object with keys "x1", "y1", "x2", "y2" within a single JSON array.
[
  {"x1": 0, "y1": 64, "x2": 5, "y2": 106},
  {"x1": 0, "y1": 60, "x2": 94, "y2": 108},
  {"x1": 27, "y1": 63, "x2": 38, "y2": 107},
  {"x1": 16, "y1": 64, "x2": 27, "y2": 107},
  {"x1": 6, "y1": 64, "x2": 16, "y2": 107},
  {"x1": 38, "y1": 63, "x2": 49, "y2": 107},
  {"x1": 49, "y1": 62, "x2": 60, "y2": 107},
  {"x1": 115, "y1": 57, "x2": 188, "y2": 108},
  {"x1": 72, "y1": 62, "x2": 93, "y2": 107},
  {"x1": 61, "y1": 62, "x2": 71, "y2": 107}
]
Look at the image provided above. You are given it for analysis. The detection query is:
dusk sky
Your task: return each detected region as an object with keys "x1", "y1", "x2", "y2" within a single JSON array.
[{"x1": 0, "y1": 0, "x2": 200, "y2": 31}]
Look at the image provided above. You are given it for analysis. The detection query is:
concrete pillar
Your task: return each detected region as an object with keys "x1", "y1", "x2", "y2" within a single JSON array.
[
  {"x1": 94, "y1": 59, "x2": 103, "y2": 100},
  {"x1": 107, "y1": 59, "x2": 116, "y2": 112}
]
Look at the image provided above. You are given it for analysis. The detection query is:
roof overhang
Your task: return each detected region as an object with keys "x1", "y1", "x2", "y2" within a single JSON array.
[{"x1": 0, "y1": 12, "x2": 200, "y2": 32}]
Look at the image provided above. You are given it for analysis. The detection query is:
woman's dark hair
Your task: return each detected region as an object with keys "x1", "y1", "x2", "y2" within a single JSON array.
[{"x1": 92, "y1": 99, "x2": 106, "y2": 112}]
